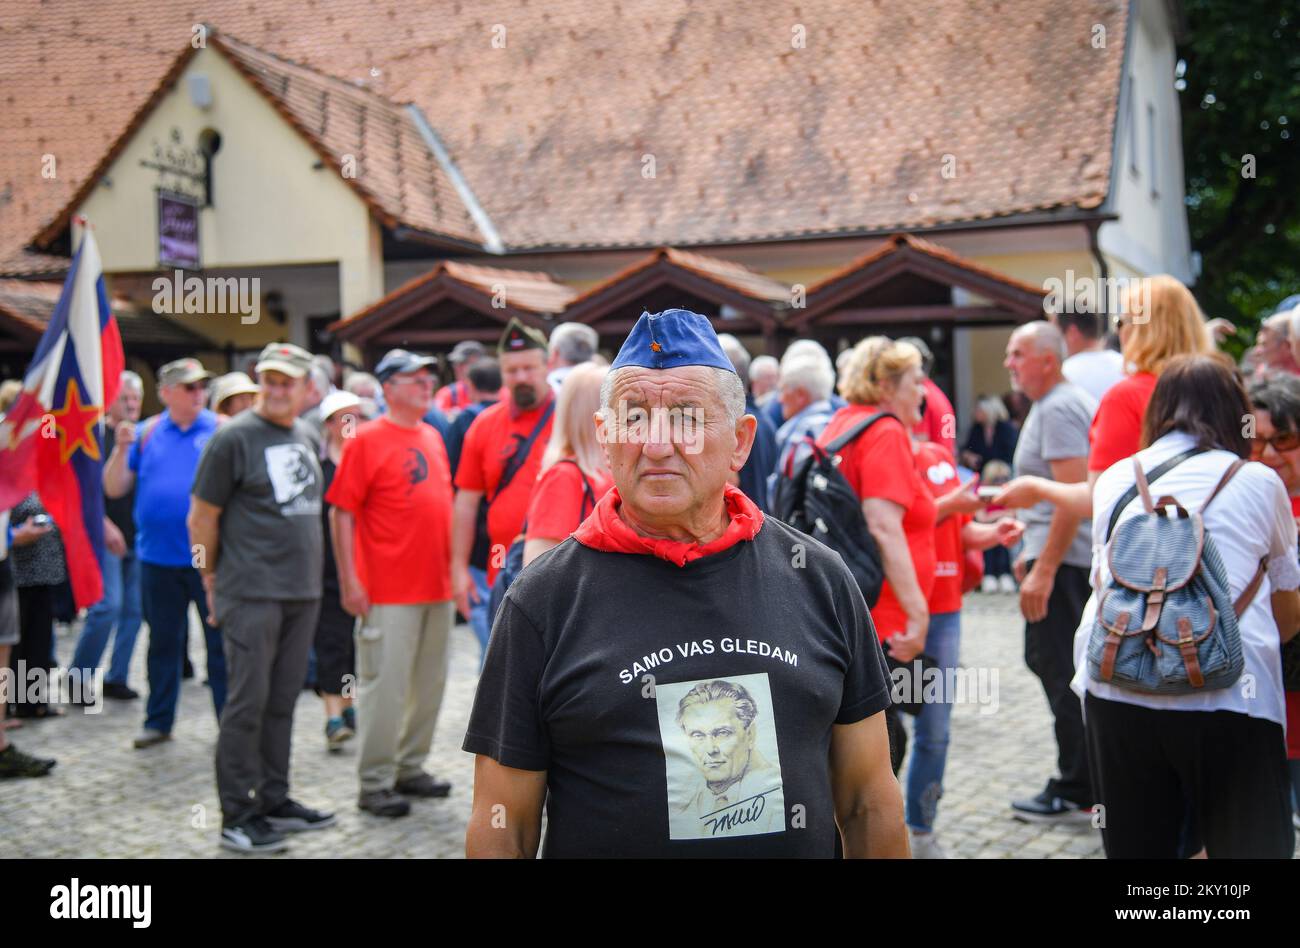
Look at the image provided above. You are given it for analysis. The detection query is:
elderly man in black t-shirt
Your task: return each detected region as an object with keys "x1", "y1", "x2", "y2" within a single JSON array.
[{"x1": 464, "y1": 308, "x2": 906, "y2": 858}]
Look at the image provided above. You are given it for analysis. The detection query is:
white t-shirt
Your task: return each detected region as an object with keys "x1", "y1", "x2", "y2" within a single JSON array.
[
  {"x1": 1062, "y1": 348, "x2": 1125, "y2": 402},
  {"x1": 1072, "y1": 431, "x2": 1300, "y2": 727}
]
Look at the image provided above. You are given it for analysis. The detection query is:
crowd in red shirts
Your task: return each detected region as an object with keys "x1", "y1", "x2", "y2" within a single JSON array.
[{"x1": 3, "y1": 280, "x2": 1299, "y2": 860}]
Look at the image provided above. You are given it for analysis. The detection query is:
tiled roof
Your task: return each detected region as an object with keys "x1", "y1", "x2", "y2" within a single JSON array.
[
  {"x1": 566, "y1": 247, "x2": 792, "y2": 312},
  {"x1": 2, "y1": 0, "x2": 1127, "y2": 260},
  {"x1": 808, "y1": 233, "x2": 1047, "y2": 297},
  {"x1": 0, "y1": 249, "x2": 71, "y2": 280},
  {"x1": 27, "y1": 30, "x2": 483, "y2": 250},
  {"x1": 0, "y1": 279, "x2": 215, "y2": 350},
  {"x1": 330, "y1": 261, "x2": 576, "y2": 334}
]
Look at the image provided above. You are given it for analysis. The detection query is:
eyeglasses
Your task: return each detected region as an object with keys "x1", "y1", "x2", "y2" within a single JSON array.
[
  {"x1": 180, "y1": 381, "x2": 208, "y2": 393},
  {"x1": 1251, "y1": 431, "x2": 1300, "y2": 458}
]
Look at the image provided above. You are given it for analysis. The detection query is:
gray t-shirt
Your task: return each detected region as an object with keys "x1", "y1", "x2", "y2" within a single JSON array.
[
  {"x1": 192, "y1": 411, "x2": 324, "y2": 601},
  {"x1": 1013, "y1": 381, "x2": 1097, "y2": 568}
]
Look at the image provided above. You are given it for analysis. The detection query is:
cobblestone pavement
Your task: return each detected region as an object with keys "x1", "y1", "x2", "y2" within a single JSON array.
[{"x1": 2, "y1": 592, "x2": 1291, "y2": 858}]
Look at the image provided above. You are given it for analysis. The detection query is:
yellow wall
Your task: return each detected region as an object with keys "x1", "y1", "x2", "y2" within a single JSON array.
[{"x1": 78, "y1": 44, "x2": 384, "y2": 347}]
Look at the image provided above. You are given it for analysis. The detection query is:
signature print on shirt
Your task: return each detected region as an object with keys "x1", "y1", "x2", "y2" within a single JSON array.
[{"x1": 655, "y1": 673, "x2": 786, "y2": 841}]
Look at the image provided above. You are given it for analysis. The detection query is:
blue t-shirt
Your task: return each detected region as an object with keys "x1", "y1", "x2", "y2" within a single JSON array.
[{"x1": 129, "y1": 409, "x2": 219, "y2": 567}]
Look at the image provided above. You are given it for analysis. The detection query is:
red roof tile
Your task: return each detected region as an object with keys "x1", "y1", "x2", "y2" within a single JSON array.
[{"x1": 1, "y1": 0, "x2": 1127, "y2": 260}]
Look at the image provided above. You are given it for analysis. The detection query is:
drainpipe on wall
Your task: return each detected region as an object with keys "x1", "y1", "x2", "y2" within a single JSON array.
[{"x1": 1088, "y1": 220, "x2": 1110, "y2": 324}]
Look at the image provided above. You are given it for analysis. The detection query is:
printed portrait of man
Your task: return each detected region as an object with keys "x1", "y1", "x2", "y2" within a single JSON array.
[{"x1": 669, "y1": 678, "x2": 785, "y2": 839}]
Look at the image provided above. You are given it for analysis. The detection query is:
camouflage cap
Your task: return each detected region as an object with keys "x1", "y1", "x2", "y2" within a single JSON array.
[
  {"x1": 255, "y1": 342, "x2": 314, "y2": 379},
  {"x1": 157, "y1": 358, "x2": 213, "y2": 386}
]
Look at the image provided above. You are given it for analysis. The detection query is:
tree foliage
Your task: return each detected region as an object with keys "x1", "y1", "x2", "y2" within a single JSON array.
[{"x1": 1177, "y1": 2, "x2": 1299, "y2": 339}]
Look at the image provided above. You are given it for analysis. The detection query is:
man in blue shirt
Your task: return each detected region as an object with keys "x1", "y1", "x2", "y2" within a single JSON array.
[{"x1": 104, "y1": 358, "x2": 226, "y2": 748}]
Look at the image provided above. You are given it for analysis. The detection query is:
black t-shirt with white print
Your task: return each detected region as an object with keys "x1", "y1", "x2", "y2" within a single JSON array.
[{"x1": 463, "y1": 517, "x2": 892, "y2": 858}]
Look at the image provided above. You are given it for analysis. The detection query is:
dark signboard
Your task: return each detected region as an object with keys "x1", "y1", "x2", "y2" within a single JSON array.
[{"x1": 158, "y1": 191, "x2": 200, "y2": 269}]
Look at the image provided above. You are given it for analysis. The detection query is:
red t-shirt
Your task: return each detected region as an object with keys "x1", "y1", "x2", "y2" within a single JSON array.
[
  {"x1": 455, "y1": 394, "x2": 555, "y2": 584},
  {"x1": 916, "y1": 441, "x2": 966, "y2": 615},
  {"x1": 817, "y1": 405, "x2": 937, "y2": 641},
  {"x1": 525, "y1": 461, "x2": 613, "y2": 543},
  {"x1": 1088, "y1": 372, "x2": 1157, "y2": 472},
  {"x1": 325, "y1": 416, "x2": 454, "y2": 604},
  {"x1": 914, "y1": 377, "x2": 957, "y2": 455},
  {"x1": 433, "y1": 381, "x2": 469, "y2": 414}
]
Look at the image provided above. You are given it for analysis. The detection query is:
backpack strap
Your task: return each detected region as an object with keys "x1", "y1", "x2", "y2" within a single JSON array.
[
  {"x1": 826, "y1": 411, "x2": 898, "y2": 455},
  {"x1": 1201, "y1": 458, "x2": 1247, "y2": 515},
  {"x1": 489, "y1": 398, "x2": 556, "y2": 504},
  {"x1": 1234, "y1": 558, "x2": 1269, "y2": 617},
  {"x1": 1105, "y1": 447, "x2": 1206, "y2": 541}
]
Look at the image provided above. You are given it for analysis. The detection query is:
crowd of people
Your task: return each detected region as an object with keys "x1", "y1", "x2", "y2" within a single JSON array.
[{"x1": 1, "y1": 279, "x2": 1298, "y2": 860}]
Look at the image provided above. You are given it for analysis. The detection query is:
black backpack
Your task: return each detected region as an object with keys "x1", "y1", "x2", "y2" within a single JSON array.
[{"x1": 771, "y1": 412, "x2": 893, "y2": 608}]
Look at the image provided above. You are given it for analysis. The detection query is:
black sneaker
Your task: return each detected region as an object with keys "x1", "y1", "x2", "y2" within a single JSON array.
[
  {"x1": 0, "y1": 744, "x2": 57, "y2": 778},
  {"x1": 221, "y1": 815, "x2": 289, "y2": 853},
  {"x1": 182, "y1": 658, "x2": 195, "y2": 680},
  {"x1": 359, "y1": 788, "x2": 411, "y2": 818},
  {"x1": 1011, "y1": 788, "x2": 1092, "y2": 823},
  {"x1": 395, "y1": 772, "x2": 452, "y2": 798},
  {"x1": 102, "y1": 682, "x2": 139, "y2": 700},
  {"x1": 264, "y1": 799, "x2": 337, "y2": 833}
]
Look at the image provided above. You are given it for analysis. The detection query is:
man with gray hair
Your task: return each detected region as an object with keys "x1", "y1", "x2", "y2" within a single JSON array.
[
  {"x1": 70, "y1": 370, "x2": 146, "y2": 701},
  {"x1": 766, "y1": 354, "x2": 837, "y2": 507},
  {"x1": 547, "y1": 321, "x2": 600, "y2": 392},
  {"x1": 465, "y1": 308, "x2": 905, "y2": 858},
  {"x1": 1002, "y1": 320, "x2": 1097, "y2": 823},
  {"x1": 717, "y1": 333, "x2": 778, "y2": 513},
  {"x1": 749, "y1": 355, "x2": 780, "y2": 407}
]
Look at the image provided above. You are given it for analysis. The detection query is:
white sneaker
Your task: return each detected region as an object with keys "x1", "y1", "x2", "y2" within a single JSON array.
[
  {"x1": 980, "y1": 575, "x2": 999, "y2": 594},
  {"x1": 909, "y1": 830, "x2": 948, "y2": 859},
  {"x1": 998, "y1": 574, "x2": 1017, "y2": 594}
]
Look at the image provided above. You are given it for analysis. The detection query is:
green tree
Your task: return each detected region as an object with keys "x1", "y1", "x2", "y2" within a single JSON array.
[{"x1": 1178, "y1": 2, "x2": 1299, "y2": 348}]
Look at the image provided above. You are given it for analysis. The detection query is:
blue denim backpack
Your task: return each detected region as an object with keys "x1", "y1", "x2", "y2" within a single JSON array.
[{"x1": 1088, "y1": 453, "x2": 1267, "y2": 695}]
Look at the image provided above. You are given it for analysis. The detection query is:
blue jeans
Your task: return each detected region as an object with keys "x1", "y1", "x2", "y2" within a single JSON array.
[
  {"x1": 141, "y1": 562, "x2": 226, "y2": 733},
  {"x1": 468, "y1": 565, "x2": 492, "y2": 667},
  {"x1": 905, "y1": 610, "x2": 961, "y2": 833},
  {"x1": 70, "y1": 547, "x2": 142, "y2": 687}
]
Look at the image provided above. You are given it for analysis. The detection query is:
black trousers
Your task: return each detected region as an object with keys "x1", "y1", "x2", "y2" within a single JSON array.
[
  {"x1": 1085, "y1": 692, "x2": 1295, "y2": 858},
  {"x1": 1024, "y1": 562, "x2": 1092, "y2": 805},
  {"x1": 11, "y1": 584, "x2": 55, "y2": 715}
]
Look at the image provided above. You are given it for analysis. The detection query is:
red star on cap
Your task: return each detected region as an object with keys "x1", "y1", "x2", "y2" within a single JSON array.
[
  {"x1": 49, "y1": 380, "x2": 102, "y2": 465},
  {"x1": 650, "y1": 341, "x2": 662, "y2": 352}
]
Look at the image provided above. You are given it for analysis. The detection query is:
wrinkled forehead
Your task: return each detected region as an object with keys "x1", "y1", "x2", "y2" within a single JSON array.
[{"x1": 610, "y1": 365, "x2": 723, "y2": 406}]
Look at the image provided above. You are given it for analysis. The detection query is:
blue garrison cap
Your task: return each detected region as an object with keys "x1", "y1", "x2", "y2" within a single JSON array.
[{"x1": 609, "y1": 309, "x2": 737, "y2": 374}]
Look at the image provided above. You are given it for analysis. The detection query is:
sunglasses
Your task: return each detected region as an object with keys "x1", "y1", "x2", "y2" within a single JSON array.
[
  {"x1": 1251, "y1": 431, "x2": 1300, "y2": 458},
  {"x1": 180, "y1": 381, "x2": 208, "y2": 393}
]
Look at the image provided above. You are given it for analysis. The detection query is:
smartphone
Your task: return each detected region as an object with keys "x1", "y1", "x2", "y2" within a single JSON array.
[{"x1": 976, "y1": 486, "x2": 1001, "y2": 501}]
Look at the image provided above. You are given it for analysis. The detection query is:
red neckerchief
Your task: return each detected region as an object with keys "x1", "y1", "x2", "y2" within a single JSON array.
[{"x1": 573, "y1": 483, "x2": 764, "y2": 566}]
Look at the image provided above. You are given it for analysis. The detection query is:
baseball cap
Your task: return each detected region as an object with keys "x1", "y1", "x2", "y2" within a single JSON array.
[
  {"x1": 255, "y1": 342, "x2": 314, "y2": 379},
  {"x1": 375, "y1": 349, "x2": 438, "y2": 383},
  {"x1": 157, "y1": 358, "x2": 213, "y2": 387},
  {"x1": 319, "y1": 390, "x2": 363, "y2": 422},
  {"x1": 449, "y1": 340, "x2": 486, "y2": 364},
  {"x1": 209, "y1": 372, "x2": 259, "y2": 411}
]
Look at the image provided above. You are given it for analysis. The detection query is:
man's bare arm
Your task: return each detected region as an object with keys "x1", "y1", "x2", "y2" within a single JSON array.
[
  {"x1": 829, "y1": 712, "x2": 909, "y2": 858},
  {"x1": 465, "y1": 756, "x2": 547, "y2": 858},
  {"x1": 187, "y1": 496, "x2": 222, "y2": 624}
]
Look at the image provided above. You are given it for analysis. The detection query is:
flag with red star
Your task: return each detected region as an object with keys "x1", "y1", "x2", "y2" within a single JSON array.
[{"x1": 0, "y1": 227, "x2": 124, "y2": 607}]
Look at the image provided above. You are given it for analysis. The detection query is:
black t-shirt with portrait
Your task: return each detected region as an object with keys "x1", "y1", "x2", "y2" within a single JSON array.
[{"x1": 463, "y1": 517, "x2": 892, "y2": 858}]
